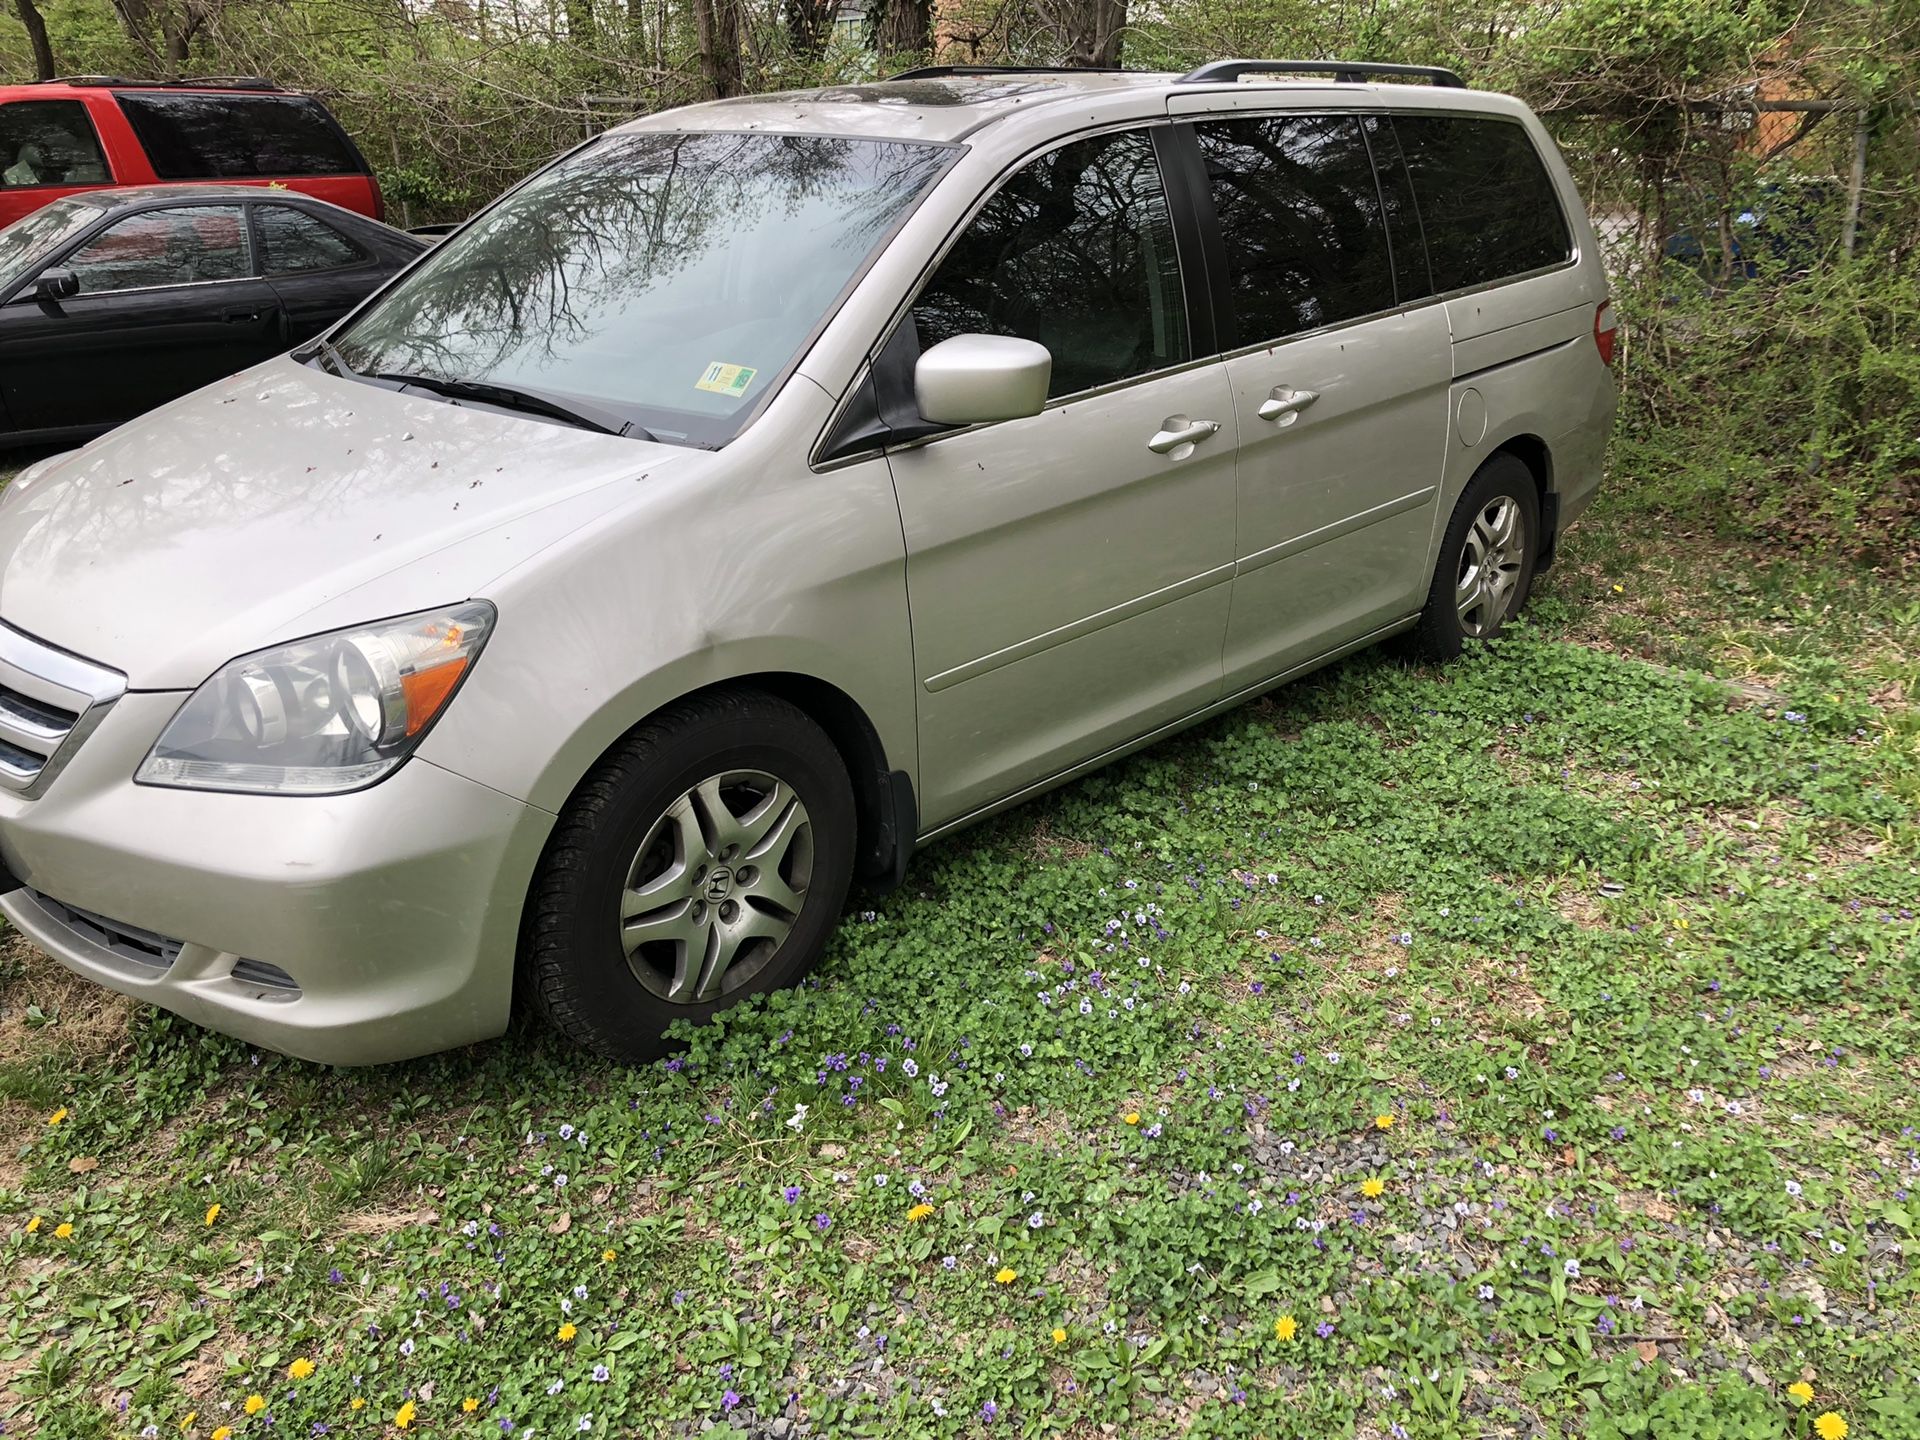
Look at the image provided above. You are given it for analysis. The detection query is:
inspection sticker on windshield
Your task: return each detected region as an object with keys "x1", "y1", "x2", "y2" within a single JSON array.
[{"x1": 695, "y1": 362, "x2": 757, "y2": 398}]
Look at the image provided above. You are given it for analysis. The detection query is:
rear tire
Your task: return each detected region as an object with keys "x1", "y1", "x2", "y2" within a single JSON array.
[
  {"x1": 525, "y1": 689, "x2": 856, "y2": 1063},
  {"x1": 1409, "y1": 455, "x2": 1541, "y2": 662}
]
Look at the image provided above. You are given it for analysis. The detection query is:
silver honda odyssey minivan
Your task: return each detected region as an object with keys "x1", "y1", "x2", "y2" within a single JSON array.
[{"x1": 0, "y1": 61, "x2": 1616, "y2": 1064}]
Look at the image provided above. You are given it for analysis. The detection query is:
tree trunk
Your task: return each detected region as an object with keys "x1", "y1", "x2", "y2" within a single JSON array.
[
  {"x1": 693, "y1": 0, "x2": 742, "y2": 97},
  {"x1": 1064, "y1": 0, "x2": 1124, "y2": 67},
  {"x1": 566, "y1": 0, "x2": 597, "y2": 44},
  {"x1": 12, "y1": 0, "x2": 56, "y2": 81},
  {"x1": 784, "y1": 0, "x2": 835, "y2": 59},
  {"x1": 876, "y1": 0, "x2": 929, "y2": 61}
]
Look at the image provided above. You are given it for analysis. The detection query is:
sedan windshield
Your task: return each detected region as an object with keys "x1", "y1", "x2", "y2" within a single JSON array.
[
  {"x1": 334, "y1": 130, "x2": 954, "y2": 446},
  {"x1": 0, "y1": 196, "x2": 108, "y2": 290}
]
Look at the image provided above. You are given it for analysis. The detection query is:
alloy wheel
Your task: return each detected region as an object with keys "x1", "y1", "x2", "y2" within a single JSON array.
[
  {"x1": 619, "y1": 769, "x2": 814, "y2": 1004},
  {"x1": 1454, "y1": 494, "x2": 1527, "y2": 638}
]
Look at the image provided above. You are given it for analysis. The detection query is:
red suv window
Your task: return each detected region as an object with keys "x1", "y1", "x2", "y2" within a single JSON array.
[
  {"x1": 114, "y1": 92, "x2": 366, "y2": 180},
  {"x1": 0, "y1": 99, "x2": 110, "y2": 190}
]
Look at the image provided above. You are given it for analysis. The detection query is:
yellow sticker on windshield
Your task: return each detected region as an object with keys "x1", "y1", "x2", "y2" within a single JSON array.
[{"x1": 695, "y1": 362, "x2": 757, "y2": 398}]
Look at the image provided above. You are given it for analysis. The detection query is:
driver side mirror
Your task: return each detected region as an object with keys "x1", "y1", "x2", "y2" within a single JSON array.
[
  {"x1": 32, "y1": 267, "x2": 79, "y2": 302},
  {"x1": 913, "y1": 334, "x2": 1051, "y2": 427}
]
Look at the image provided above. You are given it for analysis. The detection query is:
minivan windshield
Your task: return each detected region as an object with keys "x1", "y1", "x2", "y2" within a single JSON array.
[
  {"x1": 0, "y1": 196, "x2": 108, "y2": 290},
  {"x1": 334, "y1": 130, "x2": 954, "y2": 447}
]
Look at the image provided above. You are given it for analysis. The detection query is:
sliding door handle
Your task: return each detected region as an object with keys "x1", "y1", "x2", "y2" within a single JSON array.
[{"x1": 1257, "y1": 386, "x2": 1320, "y2": 424}]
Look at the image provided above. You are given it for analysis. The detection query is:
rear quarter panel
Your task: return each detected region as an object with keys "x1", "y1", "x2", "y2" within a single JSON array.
[{"x1": 1417, "y1": 99, "x2": 1616, "y2": 560}]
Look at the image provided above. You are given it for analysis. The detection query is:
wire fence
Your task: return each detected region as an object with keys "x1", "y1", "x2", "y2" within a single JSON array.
[{"x1": 1543, "y1": 102, "x2": 1914, "y2": 287}]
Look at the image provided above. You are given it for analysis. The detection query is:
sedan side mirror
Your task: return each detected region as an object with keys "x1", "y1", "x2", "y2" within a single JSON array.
[
  {"x1": 33, "y1": 267, "x2": 79, "y2": 301},
  {"x1": 913, "y1": 334, "x2": 1051, "y2": 427}
]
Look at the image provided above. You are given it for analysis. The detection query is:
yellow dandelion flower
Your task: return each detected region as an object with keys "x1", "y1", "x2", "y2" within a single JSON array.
[
  {"x1": 906, "y1": 1203, "x2": 935, "y2": 1222},
  {"x1": 601, "y1": 1248, "x2": 617, "y2": 1263},
  {"x1": 1275, "y1": 1315, "x2": 1298, "y2": 1341},
  {"x1": 994, "y1": 1267, "x2": 1018, "y2": 1285},
  {"x1": 179, "y1": 1412, "x2": 197, "y2": 1432},
  {"x1": 1374, "y1": 1114, "x2": 1394, "y2": 1131},
  {"x1": 1611, "y1": 583, "x2": 1624, "y2": 593},
  {"x1": 1814, "y1": 1414, "x2": 1847, "y2": 1440},
  {"x1": 1677, "y1": 916, "x2": 1690, "y2": 930},
  {"x1": 463, "y1": 1397, "x2": 480, "y2": 1413},
  {"x1": 350, "y1": 1397, "x2": 366, "y2": 1412},
  {"x1": 558, "y1": 1321, "x2": 578, "y2": 1342},
  {"x1": 288, "y1": 1357, "x2": 315, "y2": 1380},
  {"x1": 53, "y1": 1222, "x2": 73, "y2": 1240},
  {"x1": 395, "y1": 1399, "x2": 418, "y2": 1429},
  {"x1": 204, "y1": 1203, "x2": 221, "y2": 1226},
  {"x1": 24, "y1": 1216, "x2": 41, "y2": 1234},
  {"x1": 244, "y1": 1395, "x2": 267, "y2": 1416},
  {"x1": 47, "y1": 1107, "x2": 67, "y2": 1126},
  {"x1": 211, "y1": 1429, "x2": 233, "y2": 1440},
  {"x1": 1122, "y1": 1112, "x2": 1140, "y2": 1126},
  {"x1": 1788, "y1": 1383, "x2": 1814, "y2": 1406},
  {"x1": 1361, "y1": 1177, "x2": 1386, "y2": 1199},
  {"x1": 1051, "y1": 1327, "x2": 1067, "y2": 1345}
]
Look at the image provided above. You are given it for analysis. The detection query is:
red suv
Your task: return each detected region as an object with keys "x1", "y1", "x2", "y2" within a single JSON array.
[{"x1": 0, "y1": 77, "x2": 383, "y2": 231}]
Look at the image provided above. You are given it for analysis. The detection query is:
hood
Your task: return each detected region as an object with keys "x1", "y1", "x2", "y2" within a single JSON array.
[{"x1": 0, "y1": 358, "x2": 697, "y2": 688}]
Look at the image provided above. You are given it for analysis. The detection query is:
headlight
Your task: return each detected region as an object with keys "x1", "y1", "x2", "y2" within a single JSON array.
[{"x1": 136, "y1": 602, "x2": 495, "y2": 795}]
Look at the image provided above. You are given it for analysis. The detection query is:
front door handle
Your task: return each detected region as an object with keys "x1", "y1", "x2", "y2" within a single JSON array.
[
  {"x1": 1147, "y1": 416, "x2": 1221, "y2": 456},
  {"x1": 1257, "y1": 386, "x2": 1320, "y2": 424},
  {"x1": 219, "y1": 306, "x2": 264, "y2": 323}
]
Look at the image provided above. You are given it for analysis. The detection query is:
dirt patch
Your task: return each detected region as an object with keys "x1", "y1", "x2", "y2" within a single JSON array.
[
  {"x1": 337, "y1": 1204, "x2": 441, "y2": 1236},
  {"x1": 0, "y1": 933, "x2": 137, "y2": 1068},
  {"x1": 1026, "y1": 817, "x2": 1095, "y2": 864}
]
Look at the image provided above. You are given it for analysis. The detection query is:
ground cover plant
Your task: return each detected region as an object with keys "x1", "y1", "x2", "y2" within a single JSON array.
[{"x1": 0, "y1": 487, "x2": 1915, "y2": 1438}]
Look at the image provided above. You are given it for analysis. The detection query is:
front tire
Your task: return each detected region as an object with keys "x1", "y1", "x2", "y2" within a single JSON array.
[
  {"x1": 1409, "y1": 455, "x2": 1541, "y2": 661},
  {"x1": 525, "y1": 689, "x2": 856, "y2": 1062}
]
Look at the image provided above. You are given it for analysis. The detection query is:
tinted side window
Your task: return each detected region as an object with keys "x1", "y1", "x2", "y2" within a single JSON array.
[
  {"x1": 63, "y1": 205, "x2": 251, "y2": 293},
  {"x1": 116, "y1": 93, "x2": 364, "y2": 180},
  {"x1": 1391, "y1": 115, "x2": 1572, "y2": 291},
  {"x1": 1359, "y1": 114, "x2": 1430, "y2": 302},
  {"x1": 257, "y1": 205, "x2": 366, "y2": 273},
  {"x1": 912, "y1": 128, "x2": 1187, "y2": 399},
  {"x1": 1195, "y1": 114, "x2": 1397, "y2": 343},
  {"x1": 0, "y1": 101, "x2": 110, "y2": 189}
]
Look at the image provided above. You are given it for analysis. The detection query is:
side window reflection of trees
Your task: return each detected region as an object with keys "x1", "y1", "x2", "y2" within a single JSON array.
[{"x1": 911, "y1": 128, "x2": 1188, "y2": 399}]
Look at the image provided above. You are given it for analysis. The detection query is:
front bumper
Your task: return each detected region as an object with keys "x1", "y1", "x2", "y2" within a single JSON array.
[{"x1": 0, "y1": 691, "x2": 553, "y2": 1065}]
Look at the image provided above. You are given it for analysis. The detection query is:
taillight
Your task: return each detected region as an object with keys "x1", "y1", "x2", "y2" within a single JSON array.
[{"x1": 1594, "y1": 299, "x2": 1619, "y2": 368}]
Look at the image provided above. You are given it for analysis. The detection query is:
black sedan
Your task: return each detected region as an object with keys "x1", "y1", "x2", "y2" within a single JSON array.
[{"x1": 0, "y1": 185, "x2": 424, "y2": 446}]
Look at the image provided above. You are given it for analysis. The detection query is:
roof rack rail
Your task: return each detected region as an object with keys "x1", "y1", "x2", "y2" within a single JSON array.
[
  {"x1": 1176, "y1": 59, "x2": 1466, "y2": 88},
  {"x1": 887, "y1": 64, "x2": 1126, "y2": 81},
  {"x1": 31, "y1": 74, "x2": 286, "y2": 91}
]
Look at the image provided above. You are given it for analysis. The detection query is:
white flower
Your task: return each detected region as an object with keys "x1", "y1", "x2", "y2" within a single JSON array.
[{"x1": 785, "y1": 1103, "x2": 809, "y2": 1132}]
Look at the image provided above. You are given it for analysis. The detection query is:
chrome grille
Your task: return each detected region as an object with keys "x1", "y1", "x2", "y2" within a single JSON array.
[{"x1": 0, "y1": 620, "x2": 126, "y2": 797}]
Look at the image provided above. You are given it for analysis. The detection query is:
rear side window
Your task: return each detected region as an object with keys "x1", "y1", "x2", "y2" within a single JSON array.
[
  {"x1": 255, "y1": 204, "x2": 366, "y2": 273},
  {"x1": 1390, "y1": 115, "x2": 1572, "y2": 292},
  {"x1": 0, "y1": 100, "x2": 110, "y2": 189},
  {"x1": 63, "y1": 205, "x2": 251, "y2": 293},
  {"x1": 912, "y1": 128, "x2": 1188, "y2": 399},
  {"x1": 116, "y1": 93, "x2": 365, "y2": 180},
  {"x1": 1194, "y1": 114, "x2": 1397, "y2": 343}
]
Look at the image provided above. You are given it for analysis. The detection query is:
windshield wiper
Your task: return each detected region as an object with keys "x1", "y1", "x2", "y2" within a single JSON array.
[
  {"x1": 307, "y1": 337, "x2": 357, "y2": 378},
  {"x1": 371, "y1": 372, "x2": 652, "y2": 440}
]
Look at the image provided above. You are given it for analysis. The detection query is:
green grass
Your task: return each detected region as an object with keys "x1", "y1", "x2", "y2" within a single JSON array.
[{"x1": 0, "y1": 491, "x2": 1916, "y2": 1440}]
